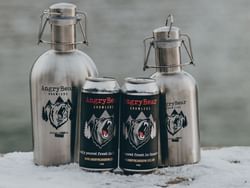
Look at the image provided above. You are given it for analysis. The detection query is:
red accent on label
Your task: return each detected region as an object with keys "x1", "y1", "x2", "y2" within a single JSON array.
[
  {"x1": 125, "y1": 99, "x2": 157, "y2": 106},
  {"x1": 102, "y1": 130, "x2": 108, "y2": 137},
  {"x1": 138, "y1": 131, "x2": 145, "y2": 139},
  {"x1": 85, "y1": 97, "x2": 115, "y2": 105}
]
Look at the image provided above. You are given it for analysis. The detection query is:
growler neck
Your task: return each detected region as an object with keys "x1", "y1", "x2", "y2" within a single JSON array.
[
  {"x1": 52, "y1": 49, "x2": 76, "y2": 54},
  {"x1": 157, "y1": 66, "x2": 181, "y2": 73},
  {"x1": 51, "y1": 25, "x2": 76, "y2": 52},
  {"x1": 155, "y1": 46, "x2": 181, "y2": 73}
]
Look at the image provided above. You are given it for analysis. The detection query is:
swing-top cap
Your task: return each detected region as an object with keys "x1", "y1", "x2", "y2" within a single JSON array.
[
  {"x1": 153, "y1": 14, "x2": 180, "y2": 41},
  {"x1": 49, "y1": 3, "x2": 77, "y2": 18}
]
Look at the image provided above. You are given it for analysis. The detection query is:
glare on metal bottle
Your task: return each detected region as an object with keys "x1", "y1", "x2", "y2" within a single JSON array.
[
  {"x1": 30, "y1": 3, "x2": 98, "y2": 166},
  {"x1": 143, "y1": 15, "x2": 200, "y2": 166}
]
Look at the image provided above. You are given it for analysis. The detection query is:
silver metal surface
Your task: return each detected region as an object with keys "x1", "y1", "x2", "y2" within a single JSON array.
[
  {"x1": 38, "y1": 3, "x2": 88, "y2": 51},
  {"x1": 143, "y1": 14, "x2": 194, "y2": 72},
  {"x1": 152, "y1": 72, "x2": 200, "y2": 166},
  {"x1": 144, "y1": 15, "x2": 200, "y2": 166},
  {"x1": 153, "y1": 25, "x2": 181, "y2": 73},
  {"x1": 83, "y1": 77, "x2": 120, "y2": 94},
  {"x1": 121, "y1": 77, "x2": 159, "y2": 95},
  {"x1": 80, "y1": 167, "x2": 114, "y2": 172},
  {"x1": 30, "y1": 3, "x2": 98, "y2": 166},
  {"x1": 49, "y1": 3, "x2": 76, "y2": 17},
  {"x1": 30, "y1": 50, "x2": 98, "y2": 166}
]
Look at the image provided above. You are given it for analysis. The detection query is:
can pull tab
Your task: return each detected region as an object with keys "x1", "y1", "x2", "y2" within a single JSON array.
[
  {"x1": 37, "y1": 9, "x2": 88, "y2": 46},
  {"x1": 143, "y1": 15, "x2": 194, "y2": 71}
]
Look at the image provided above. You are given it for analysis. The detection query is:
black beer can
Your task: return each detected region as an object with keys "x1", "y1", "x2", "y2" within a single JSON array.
[
  {"x1": 120, "y1": 77, "x2": 159, "y2": 173},
  {"x1": 79, "y1": 77, "x2": 120, "y2": 171}
]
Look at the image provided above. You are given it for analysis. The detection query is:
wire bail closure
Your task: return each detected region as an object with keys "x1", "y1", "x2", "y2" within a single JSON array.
[
  {"x1": 38, "y1": 9, "x2": 88, "y2": 46},
  {"x1": 143, "y1": 14, "x2": 194, "y2": 71}
]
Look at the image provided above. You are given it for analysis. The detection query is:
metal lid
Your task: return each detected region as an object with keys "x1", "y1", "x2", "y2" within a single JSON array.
[
  {"x1": 143, "y1": 14, "x2": 194, "y2": 71},
  {"x1": 38, "y1": 3, "x2": 88, "y2": 46},
  {"x1": 48, "y1": 3, "x2": 77, "y2": 26},
  {"x1": 153, "y1": 26, "x2": 180, "y2": 41},
  {"x1": 152, "y1": 15, "x2": 181, "y2": 48},
  {"x1": 49, "y1": 3, "x2": 76, "y2": 18}
]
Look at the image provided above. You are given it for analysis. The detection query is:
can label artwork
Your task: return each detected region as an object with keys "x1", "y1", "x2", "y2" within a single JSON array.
[
  {"x1": 120, "y1": 94, "x2": 159, "y2": 171},
  {"x1": 79, "y1": 93, "x2": 119, "y2": 170}
]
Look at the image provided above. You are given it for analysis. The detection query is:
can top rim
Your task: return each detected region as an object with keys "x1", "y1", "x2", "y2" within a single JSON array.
[
  {"x1": 86, "y1": 77, "x2": 116, "y2": 82},
  {"x1": 125, "y1": 77, "x2": 156, "y2": 84}
]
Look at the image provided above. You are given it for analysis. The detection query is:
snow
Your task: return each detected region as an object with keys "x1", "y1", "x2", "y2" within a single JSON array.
[{"x1": 0, "y1": 147, "x2": 250, "y2": 188}]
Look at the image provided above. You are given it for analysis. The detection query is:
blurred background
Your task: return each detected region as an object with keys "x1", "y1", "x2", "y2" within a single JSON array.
[{"x1": 0, "y1": 0, "x2": 249, "y2": 153}]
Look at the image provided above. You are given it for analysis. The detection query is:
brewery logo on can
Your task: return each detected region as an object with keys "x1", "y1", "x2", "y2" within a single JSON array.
[
  {"x1": 120, "y1": 78, "x2": 159, "y2": 172},
  {"x1": 79, "y1": 77, "x2": 119, "y2": 171},
  {"x1": 84, "y1": 110, "x2": 114, "y2": 149}
]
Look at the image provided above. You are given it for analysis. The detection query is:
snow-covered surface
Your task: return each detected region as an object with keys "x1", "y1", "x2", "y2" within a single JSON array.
[{"x1": 0, "y1": 147, "x2": 250, "y2": 188}]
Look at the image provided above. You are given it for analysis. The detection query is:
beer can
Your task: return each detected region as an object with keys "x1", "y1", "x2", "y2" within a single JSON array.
[
  {"x1": 120, "y1": 77, "x2": 159, "y2": 173},
  {"x1": 79, "y1": 77, "x2": 120, "y2": 171}
]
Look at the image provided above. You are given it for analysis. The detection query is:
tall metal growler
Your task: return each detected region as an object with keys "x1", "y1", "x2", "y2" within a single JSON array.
[
  {"x1": 143, "y1": 15, "x2": 200, "y2": 166},
  {"x1": 30, "y1": 3, "x2": 98, "y2": 166}
]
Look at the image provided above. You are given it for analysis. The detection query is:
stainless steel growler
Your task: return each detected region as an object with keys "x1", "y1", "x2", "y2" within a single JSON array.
[
  {"x1": 30, "y1": 3, "x2": 98, "y2": 166},
  {"x1": 143, "y1": 15, "x2": 200, "y2": 166}
]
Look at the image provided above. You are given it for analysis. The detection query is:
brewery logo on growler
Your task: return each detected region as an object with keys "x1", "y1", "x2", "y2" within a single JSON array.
[
  {"x1": 167, "y1": 109, "x2": 188, "y2": 136},
  {"x1": 166, "y1": 100, "x2": 188, "y2": 141},
  {"x1": 79, "y1": 77, "x2": 119, "y2": 171},
  {"x1": 41, "y1": 85, "x2": 72, "y2": 95},
  {"x1": 41, "y1": 84, "x2": 74, "y2": 138},
  {"x1": 120, "y1": 77, "x2": 159, "y2": 173},
  {"x1": 42, "y1": 96, "x2": 72, "y2": 130}
]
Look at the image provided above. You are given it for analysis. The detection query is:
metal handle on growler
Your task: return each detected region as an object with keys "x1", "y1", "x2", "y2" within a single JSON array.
[
  {"x1": 30, "y1": 3, "x2": 98, "y2": 166},
  {"x1": 143, "y1": 15, "x2": 200, "y2": 166}
]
